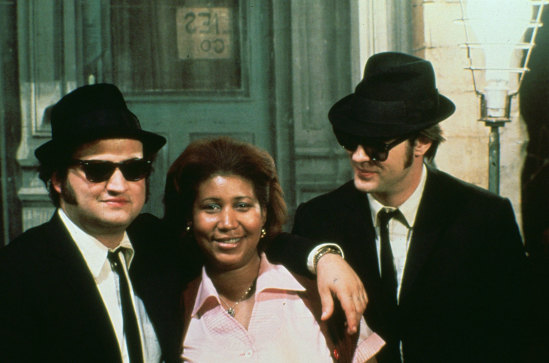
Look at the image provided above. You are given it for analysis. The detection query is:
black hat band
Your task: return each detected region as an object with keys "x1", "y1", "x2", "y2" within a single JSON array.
[
  {"x1": 51, "y1": 108, "x2": 139, "y2": 139},
  {"x1": 350, "y1": 91, "x2": 440, "y2": 124}
]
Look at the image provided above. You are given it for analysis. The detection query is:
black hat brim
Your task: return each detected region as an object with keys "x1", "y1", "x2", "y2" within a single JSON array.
[{"x1": 329, "y1": 92, "x2": 455, "y2": 139}]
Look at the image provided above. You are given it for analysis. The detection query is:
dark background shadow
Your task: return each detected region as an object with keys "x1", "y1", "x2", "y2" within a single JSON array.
[{"x1": 519, "y1": 7, "x2": 549, "y2": 264}]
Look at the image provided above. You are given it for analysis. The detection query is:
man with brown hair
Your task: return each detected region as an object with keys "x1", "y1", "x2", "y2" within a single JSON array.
[{"x1": 289, "y1": 52, "x2": 530, "y2": 362}]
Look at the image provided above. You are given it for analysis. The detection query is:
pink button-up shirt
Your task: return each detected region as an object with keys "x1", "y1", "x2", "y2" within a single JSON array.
[{"x1": 182, "y1": 253, "x2": 384, "y2": 362}]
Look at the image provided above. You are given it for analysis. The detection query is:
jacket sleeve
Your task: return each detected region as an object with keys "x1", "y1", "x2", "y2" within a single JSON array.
[
  {"x1": 0, "y1": 249, "x2": 36, "y2": 362},
  {"x1": 266, "y1": 199, "x2": 345, "y2": 276},
  {"x1": 481, "y1": 198, "x2": 532, "y2": 356},
  {"x1": 293, "y1": 202, "x2": 313, "y2": 234},
  {"x1": 264, "y1": 231, "x2": 318, "y2": 277}
]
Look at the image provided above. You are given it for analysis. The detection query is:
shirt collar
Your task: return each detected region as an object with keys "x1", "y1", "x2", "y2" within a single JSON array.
[
  {"x1": 368, "y1": 163, "x2": 428, "y2": 228},
  {"x1": 191, "y1": 253, "x2": 306, "y2": 317},
  {"x1": 57, "y1": 209, "x2": 134, "y2": 278}
]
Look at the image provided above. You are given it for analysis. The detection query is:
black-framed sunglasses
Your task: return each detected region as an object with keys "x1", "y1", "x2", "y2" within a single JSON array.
[
  {"x1": 335, "y1": 133, "x2": 410, "y2": 162},
  {"x1": 71, "y1": 159, "x2": 152, "y2": 183}
]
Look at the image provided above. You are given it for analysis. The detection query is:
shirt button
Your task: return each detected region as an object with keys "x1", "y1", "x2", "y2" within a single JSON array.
[{"x1": 244, "y1": 350, "x2": 253, "y2": 358}]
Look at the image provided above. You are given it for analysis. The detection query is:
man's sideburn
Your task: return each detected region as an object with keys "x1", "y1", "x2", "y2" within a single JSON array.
[
  {"x1": 60, "y1": 176, "x2": 78, "y2": 205},
  {"x1": 403, "y1": 140, "x2": 414, "y2": 169}
]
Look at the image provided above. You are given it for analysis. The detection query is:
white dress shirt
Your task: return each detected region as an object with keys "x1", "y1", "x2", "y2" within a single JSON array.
[
  {"x1": 58, "y1": 209, "x2": 161, "y2": 363},
  {"x1": 368, "y1": 164, "x2": 428, "y2": 301}
]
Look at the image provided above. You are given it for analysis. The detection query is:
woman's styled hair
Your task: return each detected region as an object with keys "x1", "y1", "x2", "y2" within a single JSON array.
[{"x1": 164, "y1": 137, "x2": 287, "y2": 239}]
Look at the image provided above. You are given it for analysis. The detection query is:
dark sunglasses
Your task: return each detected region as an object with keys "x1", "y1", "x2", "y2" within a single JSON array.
[
  {"x1": 335, "y1": 133, "x2": 410, "y2": 161},
  {"x1": 71, "y1": 159, "x2": 152, "y2": 183}
]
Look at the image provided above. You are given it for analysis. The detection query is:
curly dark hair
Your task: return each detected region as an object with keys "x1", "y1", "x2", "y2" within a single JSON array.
[{"x1": 164, "y1": 137, "x2": 287, "y2": 242}]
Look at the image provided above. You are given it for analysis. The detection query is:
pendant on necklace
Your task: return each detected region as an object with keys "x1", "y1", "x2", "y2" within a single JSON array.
[{"x1": 227, "y1": 307, "x2": 236, "y2": 317}]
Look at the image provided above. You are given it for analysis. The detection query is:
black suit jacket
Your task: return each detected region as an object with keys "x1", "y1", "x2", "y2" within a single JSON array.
[
  {"x1": 281, "y1": 167, "x2": 530, "y2": 362},
  {"x1": 0, "y1": 213, "x2": 184, "y2": 362}
]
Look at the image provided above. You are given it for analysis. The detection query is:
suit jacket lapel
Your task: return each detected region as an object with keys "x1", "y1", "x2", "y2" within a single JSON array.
[
  {"x1": 339, "y1": 183, "x2": 382, "y2": 291},
  {"x1": 339, "y1": 183, "x2": 405, "y2": 344},
  {"x1": 398, "y1": 168, "x2": 451, "y2": 304},
  {"x1": 44, "y1": 214, "x2": 121, "y2": 358},
  {"x1": 344, "y1": 183, "x2": 379, "y2": 259}
]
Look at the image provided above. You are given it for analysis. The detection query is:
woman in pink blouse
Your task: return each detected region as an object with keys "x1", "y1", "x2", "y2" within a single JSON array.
[{"x1": 164, "y1": 137, "x2": 384, "y2": 362}]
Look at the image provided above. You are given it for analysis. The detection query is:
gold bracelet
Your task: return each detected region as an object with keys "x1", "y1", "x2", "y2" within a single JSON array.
[{"x1": 313, "y1": 246, "x2": 343, "y2": 272}]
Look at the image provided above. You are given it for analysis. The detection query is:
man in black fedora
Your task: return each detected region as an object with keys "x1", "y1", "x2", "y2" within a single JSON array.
[
  {"x1": 286, "y1": 52, "x2": 530, "y2": 362},
  {"x1": 0, "y1": 83, "x2": 184, "y2": 362}
]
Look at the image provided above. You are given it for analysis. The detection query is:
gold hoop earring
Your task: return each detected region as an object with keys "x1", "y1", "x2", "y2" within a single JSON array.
[{"x1": 260, "y1": 228, "x2": 266, "y2": 239}]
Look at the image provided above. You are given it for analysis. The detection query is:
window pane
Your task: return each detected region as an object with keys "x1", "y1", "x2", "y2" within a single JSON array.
[{"x1": 110, "y1": 0, "x2": 242, "y2": 93}]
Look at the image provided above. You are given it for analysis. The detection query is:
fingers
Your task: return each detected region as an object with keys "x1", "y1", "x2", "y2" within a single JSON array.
[
  {"x1": 315, "y1": 253, "x2": 368, "y2": 334},
  {"x1": 340, "y1": 280, "x2": 368, "y2": 334},
  {"x1": 319, "y1": 284, "x2": 335, "y2": 321},
  {"x1": 355, "y1": 280, "x2": 368, "y2": 313},
  {"x1": 338, "y1": 292, "x2": 360, "y2": 334}
]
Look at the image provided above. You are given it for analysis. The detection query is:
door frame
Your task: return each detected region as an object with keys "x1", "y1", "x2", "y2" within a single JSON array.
[{"x1": 12, "y1": 0, "x2": 296, "y2": 231}]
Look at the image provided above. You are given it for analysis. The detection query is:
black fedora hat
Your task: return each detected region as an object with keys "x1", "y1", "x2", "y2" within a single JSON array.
[
  {"x1": 329, "y1": 52, "x2": 455, "y2": 139},
  {"x1": 35, "y1": 83, "x2": 166, "y2": 163}
]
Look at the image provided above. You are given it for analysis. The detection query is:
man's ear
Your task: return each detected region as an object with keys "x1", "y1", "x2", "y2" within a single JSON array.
[
  {"x1": 51, "y1": 172, "x2": 62, "y2": 194},
  {"x1": 414, "y1": 136, "x2": 432, "y2": 157}
]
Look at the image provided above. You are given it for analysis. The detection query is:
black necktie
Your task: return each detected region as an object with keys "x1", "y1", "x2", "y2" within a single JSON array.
[
  {"x1": 107, "y1": 249, "x2": 143, "y2": 363},
  {"x1": 378, "y1": 208, "x2": 400, "y2": 305},
  {"x1": 378, "y1": 208, "x2": 402, "y2": 363}
]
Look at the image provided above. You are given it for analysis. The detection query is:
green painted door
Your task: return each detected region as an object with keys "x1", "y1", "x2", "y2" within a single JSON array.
[{"x1": 84, "y1": 0, "x2": 274, "y2": 217}]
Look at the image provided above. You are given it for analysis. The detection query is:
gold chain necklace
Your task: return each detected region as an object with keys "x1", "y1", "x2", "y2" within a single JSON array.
[{"x1": 219, "y1": 278, "x2": 257, "y2": 317}]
